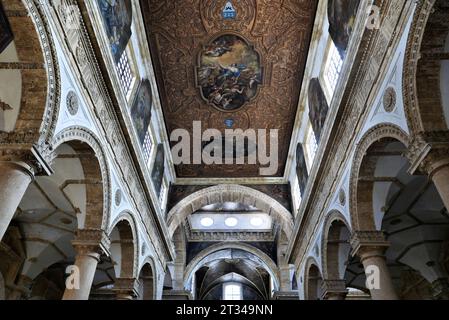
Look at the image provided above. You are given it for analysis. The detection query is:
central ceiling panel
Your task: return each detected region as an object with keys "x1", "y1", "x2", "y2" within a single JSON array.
[{"x1": 140, "y1": 0, "x2": 318, "y2": 178}]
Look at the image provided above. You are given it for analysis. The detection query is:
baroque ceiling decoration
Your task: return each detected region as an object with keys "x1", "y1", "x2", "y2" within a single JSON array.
[{"x1": 141, "y1": 0, "x2": 318, "y2": 178}]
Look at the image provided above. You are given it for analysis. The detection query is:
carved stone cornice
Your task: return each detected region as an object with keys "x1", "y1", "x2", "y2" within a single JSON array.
[
  {"x1": 113, "y1": 278, "x2": 141, "y2": 298},
  {"x1": 350, "y1": 231, "x2": 390, "y2": 259},
  {"x1": 71, "y1": 229, "x2": 111, "y2": 258},
  {"x1": 406, "y1": 131, "x2": 449, "y2": 176},
  {"x1": 187, "y1": 230, "x2": 275, "y2": 242},
  {"x1": 320, "y1": 279, "x2": 348, "y2": 300}
]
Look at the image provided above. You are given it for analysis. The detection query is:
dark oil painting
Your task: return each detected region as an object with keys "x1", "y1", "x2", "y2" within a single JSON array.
[
  {"x1": 308, "y1": 78, "x2": 329, "y2": 144},
  {"x1": 151, "y1": 144, "x2": 165, "y2": 197},
  {"x1": 197, "y1": 34, "x2": 262, "y2": 112},
  {"x1": 131, "y1": 79, "x2": 152, "y2": 145},
  {"x1": 98, "y1": 0, "x2": 133, "y2": 62},
  {"x1": 0, "y1": 3, "x2": 13, "y2": 54},
  {"x1": 296, "y1": 143, "x2": 309, "y2": 195}
]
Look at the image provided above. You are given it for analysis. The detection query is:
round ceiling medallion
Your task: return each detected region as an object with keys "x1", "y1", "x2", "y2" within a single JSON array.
[
  {"x1": 115, "y1": 189, "x2": 122, "y2": 207},
  {"x1": 200, "y1": 217, "x2": 214, "y2": 227},
  {"x1": 225, "y1": 217, "x2": 238, "y2": 227},
  {"x1": 383, "y1": 87, "x2": 396, "y2": 113},
  {"x1": 338, "y1": 189, "x2": 346, "y2": 206},
  {"x1": 66, "y1": 91, "x2": 79, "y2": 116}
]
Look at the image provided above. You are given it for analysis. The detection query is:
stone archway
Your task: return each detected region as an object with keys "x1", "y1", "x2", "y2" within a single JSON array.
[
  {"x1": 349, "y1": 124, "x2": 410, "y2": 231},
  {"x1": 183, "y1": 242, "x2": 280, "y2": 291},
  {"x1": 138, "y1": 259, "x2": 156, "y2": 300},
  {"x1": 52, "y1": 126, "x2": 111, "y2": 231},
  {"x1": 166, "y1": 185, "x2": 294, "y2": 239},
  {"x1": 321, "y1": 210, "x2": 351, "y2": 280},
  {"x1": 0, "y1": 0, "x2": 60, "y2": 152},
  {"x1": 403, "y1": 0, "x2": 449, "y2": 134},
  {"x1": 108, "y1": 213, "x2": 139, "y2": 279},
  {"x1": 304, "y1": 257, "x2": 323, "y2": 300},
  {"x1": 320, "y1": 211, "x2": 352, "y2": 299}
]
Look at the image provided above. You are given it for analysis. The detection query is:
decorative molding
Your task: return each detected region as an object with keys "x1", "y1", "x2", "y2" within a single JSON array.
[
  {"x1": 186, "y1": 230, "x2": 275, "y2": 242},
  {"x1": 406, "y1": 131, "x2": 449, "y2": 176},
  {"x1": 402, "y1": 0, "x2": 438, "y2": 134},
  {"x1": 320, "y1": 210, "x2": 351, "y2": 280}
]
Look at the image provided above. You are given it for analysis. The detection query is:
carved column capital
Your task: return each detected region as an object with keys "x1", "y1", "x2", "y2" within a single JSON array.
[
  {"x1": 71, "y1": 229, "x2": 111, "y2": 259},
  {"x1": 350, "y1": 231, "x2": 390, "y2": 260},
  {"x1": 320, "y1": 279, "x2": 348, "y2": 300},
  {"x1": 0, "y1": 139, "x2": 55, "y2": 176},
  {"x1": 113, "y1": 277, "x2": 141, "y2": 299},
  {"x1": 406, "y1": 131, "x2": 449, "y2": 176}
]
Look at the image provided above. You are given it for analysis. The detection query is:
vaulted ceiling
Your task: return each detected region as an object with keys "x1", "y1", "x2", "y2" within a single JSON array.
[{"x1": 140, "y1": 0, "x2": 318, "y2": 178}]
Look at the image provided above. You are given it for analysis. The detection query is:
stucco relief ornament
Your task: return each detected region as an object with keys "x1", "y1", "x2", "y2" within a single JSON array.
[
  {"x1": 383, "y1": 87, "x2": 397, "y2": 113},
  {"x1": 66, "y1": 91, "x2": 79, "y2": 115},
  {"x1": 222, "y1": 1, "x2": 236, "y2": 20}
]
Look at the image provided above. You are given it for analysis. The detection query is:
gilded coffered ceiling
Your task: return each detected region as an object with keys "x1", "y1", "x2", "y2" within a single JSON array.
[{"x1": 140, "y1": 0, "x2": 318, "y2": 178}]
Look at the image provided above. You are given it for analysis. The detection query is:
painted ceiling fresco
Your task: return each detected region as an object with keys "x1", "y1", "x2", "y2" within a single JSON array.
[{"x1": 141, "y1": 0, "x2": 318, "y2": 178}]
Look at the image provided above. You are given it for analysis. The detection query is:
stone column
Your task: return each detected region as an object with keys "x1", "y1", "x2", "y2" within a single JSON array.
[
  {"x1": 114, "y1": 278, "x2": 140, "y2": 300},
  {"x1": 321, "y1": 280, "x2": 348, "y2": 300},
  {"x1": 427, "y1": 164, "x2": 449, "y2": 212},
  {"x1": 351, "y1": 231, "x2": 398, "y2": 300},
  {"x1": 63, "y1": 229, "x2": 110, "y2": 300},
  {"x1": 0, "y1": 161, "x2": 35, "y2": 241}
]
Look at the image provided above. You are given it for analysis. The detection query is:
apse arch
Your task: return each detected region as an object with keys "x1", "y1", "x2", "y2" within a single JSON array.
[
  {"x1": 403, "y1": 0, "x2": 449, "y2": 133},
  {"x1": 108, "y1": 211, "x2": 139, "y2": 279},
  {"x1": 52, "y1": 126, "x2": 111, "y2": 231},
  {"x1": 349, "y1": 124, "x2": 410, "y2": 231},
  {"x1": 0, "y1": 0, "x2": 60, "y2": 144},
  {"x1": 183, "y1": 242, "x2": 280, "y2": 291},
  {"x1": 166, "y1": 185, "x2": 294, "y2": 239}
]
